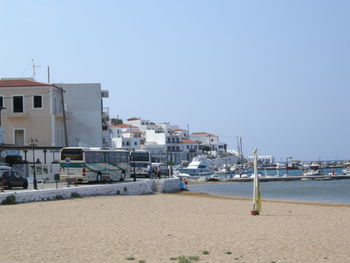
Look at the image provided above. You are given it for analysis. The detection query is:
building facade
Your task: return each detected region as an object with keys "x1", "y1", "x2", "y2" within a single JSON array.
[
  {"x1": 55, "y1": 83, "x2": 109, "y2": 147},
  {"x1": 0, "y1": 78, "x2": 65, "y2": 147}
]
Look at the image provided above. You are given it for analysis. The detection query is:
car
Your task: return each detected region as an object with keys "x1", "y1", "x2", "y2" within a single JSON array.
[{"x1": 0, "y1": 171, "x2": 28, "y2": 190}]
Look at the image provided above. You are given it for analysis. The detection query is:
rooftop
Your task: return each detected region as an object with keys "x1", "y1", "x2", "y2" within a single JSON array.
[
  {"x1": 181, "y1": 139, "x2": 198, "y2": 144},
  {"x1": 191, "y1": 132, "x2": 218, "y2": 137},
  {"x1": 175, "y1": 129, "x2": 187, "y2": 132},
  {"x1": 111, "y1": 124, "x2": 138, "y2": 128},
  {"x1": 0, "y1": 78, "x2": 53, "y2": 87},
  {"x1": 123, "y1": 129, "x2": 142, "y2": 134}
]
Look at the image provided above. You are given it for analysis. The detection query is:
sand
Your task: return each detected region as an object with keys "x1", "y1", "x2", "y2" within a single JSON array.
[{"x1": 1, "y1": 192, "x2": 350, "y2": 263}]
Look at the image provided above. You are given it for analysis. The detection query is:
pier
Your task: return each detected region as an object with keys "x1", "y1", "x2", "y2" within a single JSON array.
[{"x1": 226, "y1": 175, "x2": 350, "y2": 182}]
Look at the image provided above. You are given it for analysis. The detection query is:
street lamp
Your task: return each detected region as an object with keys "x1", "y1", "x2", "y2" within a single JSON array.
[{"x1": 28, "y1": 138, "x2": 38, "y2": 190}]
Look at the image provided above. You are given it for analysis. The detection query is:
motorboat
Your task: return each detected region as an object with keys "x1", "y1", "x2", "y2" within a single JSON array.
[
  {"x1": 175, "y1": 156, "x2": 213, "y2": 176},
  {"x1": 302, "y1": 163, "x2": 324, "y2": 176},
  {"x1": 343, "y1": 168, "x2": 350, "y2": 175},
  {"x1": 233, "y1": 173, "x2": 249, "y2": 179}
]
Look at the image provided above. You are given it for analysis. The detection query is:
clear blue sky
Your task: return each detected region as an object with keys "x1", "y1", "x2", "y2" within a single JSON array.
[{"x1": 1, "y1": 0, "x2": 349, "y2": 161}]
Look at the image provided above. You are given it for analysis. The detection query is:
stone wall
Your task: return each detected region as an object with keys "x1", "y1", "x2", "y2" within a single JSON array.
[{"x1": 0, "y1": 178, "x2": 181, "y2": 205}]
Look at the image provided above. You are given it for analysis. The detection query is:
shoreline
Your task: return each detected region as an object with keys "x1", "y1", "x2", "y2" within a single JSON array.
[{"x1": 178, "y1": 191, "x2": 350, "y2": 208}]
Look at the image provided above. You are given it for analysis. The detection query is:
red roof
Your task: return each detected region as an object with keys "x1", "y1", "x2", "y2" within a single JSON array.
[
  {"x1": 181, "y1": 139, "x2": 198, "y2": 144},
  {"x1": 175, "y1": 129, "x2": 187, "y2": 132},
  {"x1": 191, "y1": 132, "x2": 218, "y2": 137},
  {"x1": 127, "y1": 117, "x2": 140, "y2": 121},
  {"x1": 111, "y1": 124, "x2": 138, "y2": 128},
  {"x1": 0, "y1": 79, "x2": 53, "y2": 87},
  {"x1": 123, "y1": 129, "x2": 142, "y2": 134}
]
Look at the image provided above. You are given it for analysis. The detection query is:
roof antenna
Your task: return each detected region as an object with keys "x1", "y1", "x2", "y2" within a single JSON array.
[
  {"x1": 32, "y1": 59, "x2": 41, "y2": 80},
  {"x1": 47, "y1": 66, "x2": 50, "y2": 83}
]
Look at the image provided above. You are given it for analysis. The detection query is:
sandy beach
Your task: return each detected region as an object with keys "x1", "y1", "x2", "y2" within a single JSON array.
[{"x1": 1, "y1": 192, "x2": 350, "y2": 263}]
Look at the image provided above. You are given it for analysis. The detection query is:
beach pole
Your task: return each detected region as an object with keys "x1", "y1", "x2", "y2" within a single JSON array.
[{"x1": 251, "y1": 148, "x2": 262, "y2": 216}]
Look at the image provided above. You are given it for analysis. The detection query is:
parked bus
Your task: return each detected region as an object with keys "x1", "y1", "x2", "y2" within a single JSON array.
[
  {"x1": 129, "y1": 150, "x2": 151, "y2": 177},
  {"x1": 60, "y1": 147, "x2": 130, "y2": 183}
]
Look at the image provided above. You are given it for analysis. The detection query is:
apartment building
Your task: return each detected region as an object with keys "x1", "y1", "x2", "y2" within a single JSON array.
[
  {"x1": 0, "y1": 78, "x2": 65, "y2": 146},
  {"x1": 54, "y1": 83, "x2": 109, "y2": 147}
]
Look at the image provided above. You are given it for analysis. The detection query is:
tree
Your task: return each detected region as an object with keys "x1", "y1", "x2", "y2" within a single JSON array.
[{"x1": 110, "y1": 118, "x2": 123, "y2": 125}]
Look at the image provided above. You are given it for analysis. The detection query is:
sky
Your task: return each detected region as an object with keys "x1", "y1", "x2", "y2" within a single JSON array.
[{"x1": 0, "y1": 0, "x2": 349, "y2": 161}]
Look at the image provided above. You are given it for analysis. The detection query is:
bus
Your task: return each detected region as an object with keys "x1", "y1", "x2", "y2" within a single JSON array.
[
  {"x1": 60, "y1": 147, "x2": 130, "y2": 183},
  {"x1": 129, "y1": 150, "x2": 151, "y2": 177}
]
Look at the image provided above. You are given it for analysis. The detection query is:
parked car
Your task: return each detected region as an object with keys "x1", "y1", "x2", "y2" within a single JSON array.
[{"x1": 0, "y1": 171, "x2": 28, "y2": 189}]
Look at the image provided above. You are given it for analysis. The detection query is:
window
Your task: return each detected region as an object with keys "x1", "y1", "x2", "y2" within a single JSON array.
[
  {"x1": 134, "y1": 141, "x2": 137, "y2": 146},
  {"x1": 13, "y1": 96, "x2": 23, "y2": 113},
  {"x1": 33, "y1": 95, "x2": 42, "y2": 108},
  {"x1": 126, "y1": 141, "x2": 129, "y2": 146},
  {"x1": 0, "y1": 96, "x2": 3, "y2": 109},
  {"x1": 85, "y1": 152, "x2": 95, "y2": 163},
  {"x1": 61, "y1": 148, "x2": 83, "y2": 161},
  {"x1": 94, "y1": 152, "x2": 104, "y2": 163},
  {"x1": 33, "y1": 95, "x2": 43, "y2": 109}
]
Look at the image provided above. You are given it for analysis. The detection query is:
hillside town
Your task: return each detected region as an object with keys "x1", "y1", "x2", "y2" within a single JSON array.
[{"x1": 0, "y1": 78, "x2": 246, "y2": 179}]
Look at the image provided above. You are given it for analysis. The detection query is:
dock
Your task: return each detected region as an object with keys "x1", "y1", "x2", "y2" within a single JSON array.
[{"x1": 226, "y1": 175, "x2": 350, "y2": 182}]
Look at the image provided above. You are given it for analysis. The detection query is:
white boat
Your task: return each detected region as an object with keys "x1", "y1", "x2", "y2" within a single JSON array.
[
  {"x1": 343, "y1": 169, "x2": 350, "y2": 175},
  {"x1": 302, "y1": 163, "x2": 323, "y2": 176},
  {"x1": 233, "y1": 173, "x2": 249, "y2": 179},
  {"x1": 176, "y1": 156, "x2": 213, "y2": 176}
]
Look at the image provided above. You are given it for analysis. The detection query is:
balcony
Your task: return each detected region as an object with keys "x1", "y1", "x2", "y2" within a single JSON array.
[{"x1": 101, "y1": 90, "x2": 109, "y2": 98}]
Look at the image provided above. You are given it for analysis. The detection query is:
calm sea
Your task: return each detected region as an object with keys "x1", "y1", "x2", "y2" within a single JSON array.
[{"x1": 188, "y1": 168, "x2": 350, "y2": 204}]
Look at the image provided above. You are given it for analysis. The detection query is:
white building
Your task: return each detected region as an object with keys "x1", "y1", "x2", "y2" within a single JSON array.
[
  {"x1": 110, "y1": 124, "x2": 138, "y2": 138},
  {"x1": 247, "y1": 155, "x2": 275, "y2": 165},
  {"x1": 190, "y1": 132, "x2": 227, "y2": 154},
  {"x1": 55, "y1": 83, "x2": 109, "y2": 147},
  {"x1": 112, "y1": 129, "x2": 143, "y2": 150}
]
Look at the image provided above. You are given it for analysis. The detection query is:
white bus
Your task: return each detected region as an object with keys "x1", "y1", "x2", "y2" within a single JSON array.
[
  {"x1": 130, "y1": 150, "x2": 151, "y2": 177},
  {"x1": 60, "y1": 147, "x2": 130, "y2": 183}
]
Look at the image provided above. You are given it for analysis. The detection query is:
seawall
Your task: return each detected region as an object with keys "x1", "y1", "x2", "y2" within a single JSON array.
[{"x1": 0, "y1": 178, "x2": 180, "y2": 205}]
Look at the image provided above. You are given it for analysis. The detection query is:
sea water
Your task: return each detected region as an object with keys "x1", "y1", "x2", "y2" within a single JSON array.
[{"x1": 189, "y1": 169, "x2": 350, "y2": 204}]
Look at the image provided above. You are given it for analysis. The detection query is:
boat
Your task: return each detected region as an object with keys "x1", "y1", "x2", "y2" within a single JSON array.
[
  {"x1": 302, "y1": 163, "x2": 324, "y2": 176},
  {"x1": 175, "y1": 156, "x2": 213, "y2": 177},
  {"x1": 342, "y1": 162, "x2": 350, "y2": 175},
  {"x1": 207, "y1": 174, "x2": 220, "y2": 181},
  {"x1": 343, "y1": 168, "x2": 350, "y2": 175}
]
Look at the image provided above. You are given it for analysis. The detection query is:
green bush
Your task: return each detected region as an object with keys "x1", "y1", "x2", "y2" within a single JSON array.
[
  {"x1": 71, "y1": 192, "x2": 81, "y2": 198},
  {"x1": 54, "y1": 195, "x2": 64, "y2": 200},
  {"x1": 126, "y1": 257, "x2": 135, "y2": 260},
  {"x1": 2, "y1": 195, "x2": 16, "y2": 205},
  {"x1": 202, "y1": 250, "x2": 209, "y2": 255}
]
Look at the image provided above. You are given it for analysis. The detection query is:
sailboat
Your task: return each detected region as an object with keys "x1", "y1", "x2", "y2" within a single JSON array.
[{"x1": 251, "y1": 149, "x2": 262, "y2": 215}]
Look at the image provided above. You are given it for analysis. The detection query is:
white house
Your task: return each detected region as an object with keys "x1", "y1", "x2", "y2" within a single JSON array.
[
  {"x1": 112, "y1": 129, "x2": 142, "y2": 150},
  {"x1": 54, "y1": 83, "x2": 109, "y2": 147}
]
